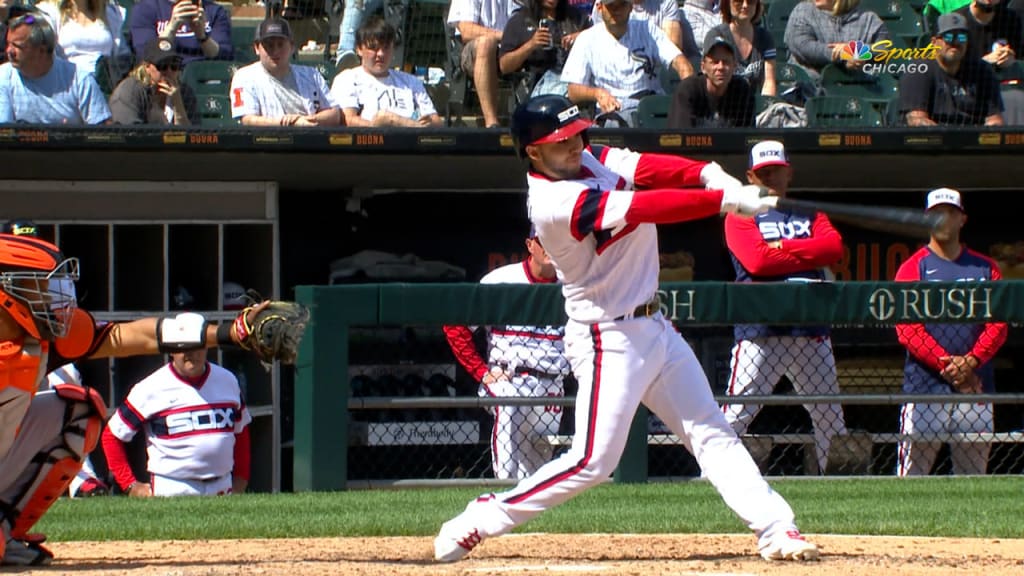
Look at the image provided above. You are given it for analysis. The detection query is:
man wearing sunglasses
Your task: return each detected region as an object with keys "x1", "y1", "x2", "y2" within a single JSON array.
[
  {"x1": 0, "y1": 12, "x2": 111, "y2": 124},
  {"x1": 109, "y1": 38, "x2": 198, "y2": 125},
  {"x1": 900, "y1": 12, "x2": 1004, "y2": 126}
]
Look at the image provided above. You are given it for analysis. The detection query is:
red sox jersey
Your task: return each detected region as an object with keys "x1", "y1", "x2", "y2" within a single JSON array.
[
  {"x1": 527, "y1": 144, "x2": 731, "y2": 323},
  {"x1": 230, "y1": 62, "x2": 336, "y2": 119},
  {"x1": 106, "y1": 362, "x2": 252, "y2": 480},
  {"x1": 444, "y1": 260, "x2": 568, "y2": 383}
]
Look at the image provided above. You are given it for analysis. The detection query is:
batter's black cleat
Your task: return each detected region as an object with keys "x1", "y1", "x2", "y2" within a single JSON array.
[{"x1": 2, "y1": 535, "x2": 54, "y2": 566}]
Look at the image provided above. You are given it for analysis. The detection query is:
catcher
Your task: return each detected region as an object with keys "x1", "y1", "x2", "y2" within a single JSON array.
[{"x1": 0, "y1": 233, "x2": 308, "y2": 565}]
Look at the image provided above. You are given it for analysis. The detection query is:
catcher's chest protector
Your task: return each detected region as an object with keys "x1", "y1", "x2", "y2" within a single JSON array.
[{"x1": 0, "y1": 339, "x2": 48, "y2": 458}]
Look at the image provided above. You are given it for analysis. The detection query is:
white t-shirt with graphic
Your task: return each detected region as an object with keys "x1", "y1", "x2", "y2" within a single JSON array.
[{"x1": 330, "y1": 66, "x2": 437, "y2": 121}]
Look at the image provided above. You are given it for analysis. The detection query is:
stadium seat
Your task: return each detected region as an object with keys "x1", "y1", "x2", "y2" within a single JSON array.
[
  {"x1": 775, "y1": 61, "x2": 813, "y2": 94},
  {"x1": 763, "y1": 0, "x2": 804, "y2": 37},
  {"x1": 755, "y1": 93, "x2": 782, "y2": 114},
  {"x1": 860, "y1": 0, "x2": 925, "y2": 49},
  {"x1": 884, "y1": 95, "x2": 903, "y2": 127},
  {"x1": 636, "y1": 94, "x2": 671, "y2": 128},
  {"x1": 232, "y1": 24, "x2": 259, "y2": 64},
  {"x1": 805, "y1": 95, "x2": 884, "y2": 127},
  {"x1": 181, "y1": 60, "x2": 237, "y2": 97},
  {"x1": 310, "y1": 59, "x2": 340, "y2": 84},
  {"x1": 819, "y1": 64, "x2": 898, "y2": 104},
  {"x1": 197, "y1": 95, "x2": 237, "y2": 127}
]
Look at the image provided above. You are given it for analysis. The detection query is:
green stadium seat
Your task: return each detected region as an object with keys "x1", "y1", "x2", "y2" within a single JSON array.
[
  {"x1": 181, "y1": 60, "x2": 237, "y2": 97},
  {"x1": 763, "y1": 0, "x2": 803, "y2": 37},
  {"x1": 756, "y1": 93, "x2": 782, "y2": 114},
  {"x1": 884, "y1": 95, "x2": 903, "y2": 126},
  {"x1": 232, "y1": 24, "x2": 259, "y2": 64},
  {"x1": 636, "y1": 94, "x2": 672, "y2": 129},
  {"x1": 775, "y1": 61, "x2": 813, "y2": 94},
  {"x1": 819, "y1": 63, "x2": 898, "y2": 104},
  {"x1": 860, "y1": 0, "x2": 925, "y2": 49},
  {"x1": 197, "y1": 94, "x2": 238, "y2": 127},
  {"x1": 805, "y1": 95, "x2": 884, "y2": 127}
]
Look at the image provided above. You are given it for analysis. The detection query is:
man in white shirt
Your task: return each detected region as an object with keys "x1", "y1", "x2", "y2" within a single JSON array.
[
  {"x1": 230, "y1": 18, "x2": 341, "y2": 126},
  {"x1": 330, "y1": 16, "x2": 441, "y2": 127},
  {"x1": 446, "y1": 0, "x2": 516, "y2": 127}
]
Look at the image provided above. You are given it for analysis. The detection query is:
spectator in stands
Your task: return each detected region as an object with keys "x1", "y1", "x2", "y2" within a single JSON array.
[
  {"x1": 712, "y1": 0, "x2": 776, "y2": 95},
  {"x1": 336, "y1": 0, "x2": 383, "y2": 70},
  {"x1": 667, "y1": 29, "x2": 755, "y2": 126},
  {"x1": 330, "y1": 16, "x2": 441, "y2": 126},
  {"x1": 900, "y1": 13, "x2": 1004, "y2": 125},
  {"x1": 130, "y1": 0, "x2": 233, "y2": 67},
  {"x1": 101, "y1": 347, "x2": 252, "y2": 496},
  {"x1": 590, "y1": 0, "x2": 685, "y2": 49},
  {"x1": 0, "y1": 13, "x2": 111, "y2": 123},
  {"x1": 784, "y1": 0, "x2": 890, "y2": 85},
  {"x1": 230, "y1": 18, "x2": 341, "y2": 127},
  {"x1": 895, "y1": 187, "x2": 1007, "y2": 477},
  {"x1": 36, "y1": 0, "x2": 131, "y2": 80},
  {"x1": 681, "y1": 0, "x2": 721, "y2": 69},
  {"x1": 569, "y1": 0, "x2": 595, "y2": 18},
  {"x1": 499, "y1": 0, "x2": 590, "y2": 98},
  {"x1": 562, "y1": 0, "x2": 692, "y2": 126},
  {"x1": 956, "y1": 0, "x2": 1024, "y2": 123},
  {"x1": 446, "y1": 0, "x2": 517, "y2": 127},
  {"x1": 109, "y1": 37, "x2": 197, "y2": 125}
]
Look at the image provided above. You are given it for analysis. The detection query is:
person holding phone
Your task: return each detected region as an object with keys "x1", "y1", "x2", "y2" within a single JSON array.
[
  {"x1": 109, "y1": 38, "x2": 198, "y2": 124},
  {"x1": 499, "y1": 0, "x2": 590, "y2": 98},
  {"x1": 130, "y1": 0, "x2": 234, "y2": 65}
]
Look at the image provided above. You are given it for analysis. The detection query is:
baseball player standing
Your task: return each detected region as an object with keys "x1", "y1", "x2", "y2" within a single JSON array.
[
  {"x1": 895, "y1": 188, "x2": 1007, "y2": 476},
  {"x1": 101, "y1": 347, "x2": 251, "y2": 497},
  {"x1": 720, "y1": 141, "x2": 848, "y2": 475},
  {"x1": 444, "y1": 228, "x2": 569, "y2": 480},
  {"x1": 434, "y1": 95, "x2": 818, "y2": 563}
]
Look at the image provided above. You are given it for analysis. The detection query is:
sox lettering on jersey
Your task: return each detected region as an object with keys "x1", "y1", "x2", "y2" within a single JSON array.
[
  {"x1": 162, "y1": 405, "x2": 239, "y2": 436},
  {"x1": 758, "y1": 219, "x2": 811, "y2": 240}
]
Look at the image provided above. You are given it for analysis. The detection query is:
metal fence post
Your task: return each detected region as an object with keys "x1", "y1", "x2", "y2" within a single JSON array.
[{"x1": 614, "y1": 404, "x2": 649, "y2": 483}]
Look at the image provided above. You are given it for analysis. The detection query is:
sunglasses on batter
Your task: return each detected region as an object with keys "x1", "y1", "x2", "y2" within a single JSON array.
[{"x1": 941, "y1": 32, "x2": 968, "y2": 45}]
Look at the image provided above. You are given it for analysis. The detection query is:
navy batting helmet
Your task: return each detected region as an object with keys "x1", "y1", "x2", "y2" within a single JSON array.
[
  {"x1": 2, "y1": 220, "x2": 39, "y2": 237},
  {"x1": 510, "y1": 95, "x2": 591, "y2": 158}
]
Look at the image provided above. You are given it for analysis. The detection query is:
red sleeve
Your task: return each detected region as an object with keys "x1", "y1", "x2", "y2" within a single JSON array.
[
  {"x1": 724, "y1": 214, "x2": 817, "y2": 276},
  {"x1": 970, "y1": 256, "x2": 1008, "y2": 364},
  {"x1": 624, "y1": 188, "x2": 723, "y2": 224},
  {"x1": 632, "y1": 153, "x2": 709, "y2": 190},
  {"x1": 443, "y1": 325, "x2": 488, "y2": 382},
  {"x1": 232, "y1": 425, "x2": 251, "y2": 482},
  {"x1": 101, "y1": 425, "x2": 136, "y2": 491},
  {"x1": 894, "y1": 251, "x2": 948, "y2": 372},
  {"x1": 779, "y1": 214, "x2": 844, "y2": 267}
]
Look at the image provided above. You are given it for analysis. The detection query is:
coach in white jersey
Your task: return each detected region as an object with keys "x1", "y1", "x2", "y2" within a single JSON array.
[
  {"x1": 443, "y1": 228, "x2": 569, "y2": 479},
  {"x1": 330, "y1": 16, "x2": 441, "y2": 127},
  {"x1": 562, "y1": 0, "x2": 693, "y2": 126},
  {"x1": 230, "y1": 18, "x2": 341, "y2": 127},
  {"x1": 101, "y1": 348, "x2": 252, "y2": 497},
  {"x1": 434, "y1": 95, "x2": 820, "y2": 564}
]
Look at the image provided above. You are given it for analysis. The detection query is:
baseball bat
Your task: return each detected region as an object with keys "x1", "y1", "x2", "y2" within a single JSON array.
[{"x1": 773, "y1": 197, "x2": 945, "y2": 239}]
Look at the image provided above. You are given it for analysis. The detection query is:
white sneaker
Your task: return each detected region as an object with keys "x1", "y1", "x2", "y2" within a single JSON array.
[
  {"x1": 433, "y1": 518, "x2": 484, "y2": 563},
  {"x1": 759, "y1": 530, "x2": 819, "y2": 561}
]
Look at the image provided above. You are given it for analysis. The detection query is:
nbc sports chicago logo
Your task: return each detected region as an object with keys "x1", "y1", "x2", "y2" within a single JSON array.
[{"x1": 839, "y1": 40, "x2": 938, "y2": 75}]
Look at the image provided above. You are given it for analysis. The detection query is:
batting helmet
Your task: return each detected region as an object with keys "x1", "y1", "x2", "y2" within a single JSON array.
[
  {"x1": 510, "y1": 95, "x2": 591, "y2": 158},
  {"x1": 0, "y1": 234, "x2": 79, "y2": 340},
  {"x1": 2, "y1": 219, "x2": 39, "y2": 238}
]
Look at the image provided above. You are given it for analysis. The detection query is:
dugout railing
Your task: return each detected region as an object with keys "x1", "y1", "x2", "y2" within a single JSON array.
[{"x1": 293, "y1": 282, "x2": 1024, "y2": 491}]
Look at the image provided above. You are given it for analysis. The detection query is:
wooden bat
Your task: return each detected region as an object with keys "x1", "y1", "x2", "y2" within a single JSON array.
[{"x1": 773, "y1": 197, "x2": 946, "y2": 239}]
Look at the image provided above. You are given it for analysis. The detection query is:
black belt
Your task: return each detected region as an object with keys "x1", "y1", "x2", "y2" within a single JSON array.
[
  {"x1": 498, "y1": 363, "x2": 565, "y2": 380},
  {"x1": 614, "y1": 296, "x2": 661, "y2": 321}
]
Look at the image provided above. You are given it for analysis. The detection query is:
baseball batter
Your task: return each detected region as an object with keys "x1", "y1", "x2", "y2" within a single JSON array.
[
  {"x1": 102, "y1": 348, "x2": 252, "y2": 497},
  {"x1": 434, "y1": 95, "x2": 818, "y2": 563},
  {"x1": 0, "y1": 232, "x2": 270, "y2": 565},
  {"x1": 721, "y1": 141, "x2": 848, "y2": 475},
  {"x1": 895, "y1": 188, "x2": 1007, "y2": 476},
  {"x1": 444, "y1": 230, "x2": 569, "y2": 479}
]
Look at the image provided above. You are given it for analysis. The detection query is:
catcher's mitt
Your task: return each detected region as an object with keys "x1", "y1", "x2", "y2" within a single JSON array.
[{"x1": 232, "y1": 296, "x2": 310, "y2": 367}]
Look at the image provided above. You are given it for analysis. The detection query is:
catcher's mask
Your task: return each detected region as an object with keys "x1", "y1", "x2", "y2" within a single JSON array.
[
  {"x1": 510, "y1": 95, "x2": 591, "y2": 159},
  {"x1": 0, "y1": 234, "x2": 79, "y2": 340}
]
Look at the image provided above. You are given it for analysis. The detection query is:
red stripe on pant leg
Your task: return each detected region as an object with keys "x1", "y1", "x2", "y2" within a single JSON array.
[{"x1": 505, "y1": 325, "x2": 604, "y2": 504}]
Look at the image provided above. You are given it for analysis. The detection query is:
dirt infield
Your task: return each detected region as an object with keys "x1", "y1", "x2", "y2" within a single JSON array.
[{"x1": 32, "y1": 534, "x2": 1024, "y2": 575}]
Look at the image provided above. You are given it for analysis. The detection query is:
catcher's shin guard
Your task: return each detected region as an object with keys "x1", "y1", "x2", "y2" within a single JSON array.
[{"x1": 7, "y1": 385, "x2": 105, "y2": 539}]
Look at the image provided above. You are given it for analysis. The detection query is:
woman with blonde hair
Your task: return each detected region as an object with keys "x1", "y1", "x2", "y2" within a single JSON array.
[
  {"x1": 783, "y1": 0, "x2": 890, "y2": 82},
  {"x1": 710, "y1": 0, "x2": 777, "y2": 95},
  {"x1": 36, "y1": 0, "x2": 130, "y2": 78},
  {"x1": 109, "y1": 38, "x2": 198, "y2": 125}
]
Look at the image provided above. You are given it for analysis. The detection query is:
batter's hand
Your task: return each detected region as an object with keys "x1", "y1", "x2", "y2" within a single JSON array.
[{"x1": 128, "y1": 482, "x2": 152, "y2": 498}]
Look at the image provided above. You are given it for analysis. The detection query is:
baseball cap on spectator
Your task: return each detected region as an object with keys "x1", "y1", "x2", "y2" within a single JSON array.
[
  {"x1": 935, "y1": 13, "x2": 969, "y2": 36},
  {"x1": 926, "y1": 187, "x2": 964, "y2": 212},
  {"x1": 257, "y1": 18, "x2": 293, "y2": 42},
  {"x1": 142, "y1": 38, "x2": 181, "y2": 68},
  {"x1": 703, "y1": 29, "x2": 737, "y2": 58},
  {"x1": 749, "y1": 140, "x2": 789, "y2": 171}
]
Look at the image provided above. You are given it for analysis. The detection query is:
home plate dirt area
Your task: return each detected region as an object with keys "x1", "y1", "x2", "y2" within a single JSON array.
[{"x1": 40, "y1": 533, "x2": 1024, "y2": 575}]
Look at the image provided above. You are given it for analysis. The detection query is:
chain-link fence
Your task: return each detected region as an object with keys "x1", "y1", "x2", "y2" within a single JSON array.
[{"x1": 295, "y1": 282, "x2": 1024, "y2": 489}]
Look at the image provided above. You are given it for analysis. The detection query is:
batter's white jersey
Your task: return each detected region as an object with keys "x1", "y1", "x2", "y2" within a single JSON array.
[
  {"x1": 106, "y1": 362, "x2": 251, "y2": 481},
  {"x1": 330, "y1": 66, "x2": 437, "y2": 122},
  {"x1": 446, "y1": 0, "x2": 516, "y2": 31},
  {"x1": 230, "y1": 62, "x2": 336, "y2": 119},
  {"x1": 560, "y1": 19, "x2": 681, "y2": 100}
]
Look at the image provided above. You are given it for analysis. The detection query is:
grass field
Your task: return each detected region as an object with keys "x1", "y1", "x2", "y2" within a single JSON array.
[{"x1": 37, "y1": 476, "x2": 1024, "y2": 542}]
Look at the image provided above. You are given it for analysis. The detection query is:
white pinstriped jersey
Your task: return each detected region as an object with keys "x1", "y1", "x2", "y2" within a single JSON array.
[
  {"x1": 446, "y1": 0, "x2": 516, "y2": 32},
  {"x1": 480, "y1": 261, "x2": 568, "y2": 375},
  {"x1": 106, "y1": 362, "x2": 252, "y2": 480},
  {"x1": 560, "y1": 19, "x2": 681, "y2": 100},
  {"x1": 589, "y1": 0, "x2": 680, "y2": 33},
  {"x1": 330, "y1": 67, "x2": 437, "y2": 121},
  {"x1": 230, "y1": 62, "x2": 336, "y2": 119}
]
